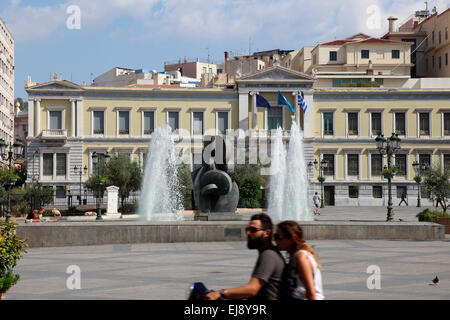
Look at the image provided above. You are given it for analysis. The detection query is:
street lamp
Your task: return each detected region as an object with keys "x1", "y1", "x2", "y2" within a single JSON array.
[
  {"x1": 91, "y1": 151, "x2": 110, "y2": 221},
  {"x1": 412, "y1": 161, "x2": 427, "y2": 207},
  {"x1": 0, "y1": 139, "x2": 25, "y2": 222},
  {"x1": 73, "y1": 165, "x2": 88, "y2": 205},
  {"x1": 376, "y1": 133, "x2": 401, "y2": 221},
  {"x1": 312, "y1": 158, "x2": 328, "y2": 208}
]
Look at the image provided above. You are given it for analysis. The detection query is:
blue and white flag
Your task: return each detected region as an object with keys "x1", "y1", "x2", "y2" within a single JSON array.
[
  {"x1": 298, "y1": 91, "x2": 308, "y2": 113},
  {"x1": 278, "y1": 91, "x2": 295, "y2": 113}
]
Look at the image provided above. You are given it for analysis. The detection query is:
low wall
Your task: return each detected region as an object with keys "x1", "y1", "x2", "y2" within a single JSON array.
[{"x1": 16, "y1": 221, "x2": 445, "y2": 248}]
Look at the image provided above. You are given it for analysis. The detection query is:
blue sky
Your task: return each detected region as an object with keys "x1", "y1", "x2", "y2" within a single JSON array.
[{"x1": 2, "y1": 0, "x2": 449, "y2": 99}]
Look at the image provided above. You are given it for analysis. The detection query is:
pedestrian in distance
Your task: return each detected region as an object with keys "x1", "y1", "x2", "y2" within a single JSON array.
[
  {"x1": 312, "y1": 192, "x2": 320, "y2": 215},
  {"x1": 274, "y1": 221, "x2": 324, "y2": 300},
  {"x1": 399, "y1": 192, "x2": 408, "y2": 206},
  {"x1": 205, "y1": 213, "x2": 285, "y2": 300}
]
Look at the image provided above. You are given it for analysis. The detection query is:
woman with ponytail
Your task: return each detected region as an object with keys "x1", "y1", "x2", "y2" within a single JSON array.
[{"x1": 274, "y1": 221, "x2": 324, "y2": 300}]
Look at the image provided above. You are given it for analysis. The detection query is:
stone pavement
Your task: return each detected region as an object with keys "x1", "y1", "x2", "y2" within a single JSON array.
[{"x1": 6, "y1": 237, "x2": 450, "y2": 300}]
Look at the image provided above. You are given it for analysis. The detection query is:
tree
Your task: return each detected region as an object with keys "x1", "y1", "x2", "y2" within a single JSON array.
[
  {"x1": 104, "y1": 154, "x2": 142, "y2": 211},
  {"x1": 240, "y1": 177, "x2": 262, "y2": 208},
  {"x1": 422, "y1": 165, "x2": 450, "y2": 212},
  {"x1": 177, "y1": 163, "x2": 194, "y2": 209},
  {"x1": 230, "y1": 157, "x2": 269, "y2": 188}
]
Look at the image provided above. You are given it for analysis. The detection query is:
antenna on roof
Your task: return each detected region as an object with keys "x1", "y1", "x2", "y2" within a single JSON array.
[{"x1": 202, "y1": 47, "x2": 210, "y2": 63}]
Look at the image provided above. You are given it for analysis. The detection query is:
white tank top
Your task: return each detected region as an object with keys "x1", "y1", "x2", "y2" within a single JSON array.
[{"x1": 290, "y1": 250, "x2": 324, "y2": 300}]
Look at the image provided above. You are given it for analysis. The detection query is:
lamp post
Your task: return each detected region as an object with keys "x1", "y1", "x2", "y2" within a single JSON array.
[
  {"x1": 376, "y1": 133, "x2": 401, "y2": 221},
  {"x1": 74, "y1": 165, "x2": 88, "y2": 205},
  {"x1": 412, "y1": 161, "x2": 427, "y2": 207},
  {"x1": 313, "y1": 158, "x2": 328, "y2": 208},
  {"x1": 0, "y1": 139, "x2": 25, "y2": 222},
  {"x1": 91, "y1": 151, "x2": 110, "y2": 221}
]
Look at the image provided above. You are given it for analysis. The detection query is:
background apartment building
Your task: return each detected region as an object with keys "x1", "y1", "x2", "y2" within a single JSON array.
[{"x1": 0, "y1": 17, "x2": 15, "y2": 165}]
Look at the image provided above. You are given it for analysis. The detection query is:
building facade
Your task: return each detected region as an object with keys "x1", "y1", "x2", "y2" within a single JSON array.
[{"x1": 0, "y1": 17, "x2": 15, "y2": 165}]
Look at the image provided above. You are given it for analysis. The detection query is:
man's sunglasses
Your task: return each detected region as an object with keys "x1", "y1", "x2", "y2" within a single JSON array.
[{"x1": 245, "y1": 227, "x2": 264, "y2": 233}]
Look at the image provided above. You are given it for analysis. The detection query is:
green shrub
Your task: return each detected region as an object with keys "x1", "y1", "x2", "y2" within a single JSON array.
[
  {"x1": 119, "y1": 202, "x2": 138, "y2": 214},
  {"x1": 416, "y1": 209, "x2": 450, "y2": 222},
  {"x1": 0, "y1": 222, "x2": 27, "y2": 291},
  {"x1": 240, "y1": 177, "x2": 262, "y2": 208}
]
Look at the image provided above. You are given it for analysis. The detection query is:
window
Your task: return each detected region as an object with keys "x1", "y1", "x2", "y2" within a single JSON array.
[
  {"x1": 49, "y1": 111, "x2": 62, "y2": 129},
  {"x1": 395, "y1": 112, "x2": 406, "y2": 135},
  {"x1": 444, "y1": 154, "x2": 450, "y2": 172},
  {"x1": 93, "y1": 111, "x2": 104, "y2": 135},
  {"x1": 373, "y1": 186, "x2": 383, "y2": 198},
  {"x1": 329, "y1": 51, "x2": 337, "y2": 61},
  {"x1": 361, "y1": 50, "x2": 369, "y2": 59},
  {"x1": 371, "y1": 154, "x2": 383, "y2": 176},
  {"x1": 168, "y1": 111, "x2": 179, "y2": 130},
  {"x1": 217, "y1": 112, "x2": 229, "y2": 134},
  {"x1": 208, "y1": 68, "x2": 212, "y2": 73},
  {"x1": 444, "y1": 113, "x2": 450, "y2": 135},
  {"x1": 202, "y1": 67, "x2": 206, "y2": 74},
  {"x1": 347, "y1": 112, "x2": 358, "y2": 135},
  {"x1": 349, "y1": 186, "x2": 359, "y2": 198},
  {"x1": 395, "y1": 154, "x2": 407, "y2": 175},
  {"x1": 322, "y1": 154, "x2": 334, "y2": 176},
  {"x1": 371, "y1": 112, "x2": 382, "y2": 135},
  {"x1": 56, "y1": 153, "x2": 66, "y2": 176},
  {"x1": 432, "y1": 55, "x2": 435, "y2": 69},
  {"x1": 432, "y1": 31, "x2": 435, "y2": 44},
  {"x1": 446, "y1": 27, "x2": 449, "y2": 40},
  {"x1": 439, "y1": 31, "x2": 442, "y2": 44},
  {"x1": 347, "y1": 154, "x2": 359, "y2": 176},
  {"x1": 392, "y1": 50, "x2": 400, "y2": 59},
  {"x1": 268, "y1": 107, "x2": 283, "y2": 130},
  {"x1": 43, "y1": 153, "x2": 53, "y2": 176},
  {"x1": 323, "y1": 112, "x2": 333, "y2": 135},
  {"x1": 143, "y1": 111, "x2": 155, "y2": 135},
  {"x1": 419, "y1": 112, "x2": 430, "y2": 135},
  {"x1": 447, "y1": 53, "x2": 449, "y2": 66},
  {"x1": 439, "y1": 56, "x2": 442, "y2": 69},
  {"x1": 118, "y1": 111, "x2": 129, "y2": 135},
  {"x1": 55, "y1": 186, "x2": 66, "y2": 199},
  {"x1": 192, "y1": 112, "x2": 204, "y2": 135},
  {"x1": 312, "y1": 54, "x2": 317, "y2": 65},
  {"x1": 419, "y1": 154, "x2": 431, "y2": 168}
]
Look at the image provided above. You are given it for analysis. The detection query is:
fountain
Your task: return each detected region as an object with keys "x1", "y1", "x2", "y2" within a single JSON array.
[
  {"x1": 268, "y1": 122, "x2": 313, "y2": 222},
  {"x1": 138, "y1": 126, "x2": 184, "y2": 221}
]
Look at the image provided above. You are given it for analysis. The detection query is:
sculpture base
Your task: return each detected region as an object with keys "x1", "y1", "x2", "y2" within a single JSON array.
[{"x1": 194, "y1": 212, "x2": 242, "y2": 221}]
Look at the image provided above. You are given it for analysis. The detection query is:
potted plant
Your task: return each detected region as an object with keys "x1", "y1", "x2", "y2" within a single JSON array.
[
  {"x1": 382, "y1": 167, "x2": 397, "y2": 180},
  {"x1": 0, "y1": 221, "x2": 27, "y2": 300}
]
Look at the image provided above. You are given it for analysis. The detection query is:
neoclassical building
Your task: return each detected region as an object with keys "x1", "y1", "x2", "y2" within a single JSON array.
[{"x1": 25, "y1": 65, "x2": 450, "y2": 206}]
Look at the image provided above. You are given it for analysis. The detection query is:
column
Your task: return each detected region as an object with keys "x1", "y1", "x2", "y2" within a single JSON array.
[
  {"x1": 53, "y1": 153, "x2": 56, "y2": 180},
  {"x1": 70, "y1": 99, "x2": 76, "y2": 137},
  {"x1": 35, "y1": 99, "x2": 41, "y2": 136},
  {"x1": 28, "y1": 99, "x2": 34, "y2": 138},
  {"x1": 76, "y1": 100, "x2": 83, "y2": 137},
  {"x1": 250, "y1": 91, "x2": 258, "y2": 130},
  {"x1": 238, "y1": 92, "x2": 249, "y2": 130},
  {"x1": 303, "y1": 91, "x2": 314, "y2": 138},
  {"x1": 292, "y1": 92, "x2": 299, "y2": 126}
]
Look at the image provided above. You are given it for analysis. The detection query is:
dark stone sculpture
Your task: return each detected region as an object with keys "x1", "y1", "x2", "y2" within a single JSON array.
[{"x1": 192, "y1": 135, "x2": 240, "y2": 217}]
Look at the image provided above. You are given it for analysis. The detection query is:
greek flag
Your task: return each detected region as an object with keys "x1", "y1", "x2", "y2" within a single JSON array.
[{"x1": 298, "y1": 91, "x2": 308, "y2": 113}]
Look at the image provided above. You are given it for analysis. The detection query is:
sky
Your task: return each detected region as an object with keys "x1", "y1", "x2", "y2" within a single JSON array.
[{"x1": 2, "y1": 0, "x2": 450, "y2": 99}]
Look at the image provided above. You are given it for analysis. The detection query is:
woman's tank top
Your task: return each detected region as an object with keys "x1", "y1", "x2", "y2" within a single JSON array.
[{"x1": 290, "y1": 250, "x2": 324, "y2": 300}]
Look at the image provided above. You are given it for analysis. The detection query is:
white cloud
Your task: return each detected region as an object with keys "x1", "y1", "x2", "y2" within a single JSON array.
[{"x1": 2, "y1": 0, "x2": 450, "y2": 44}]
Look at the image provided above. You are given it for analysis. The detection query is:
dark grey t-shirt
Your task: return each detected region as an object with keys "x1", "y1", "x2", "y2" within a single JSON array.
[{"x1": 251, "y1": 246, "x2": 285, "y2": 300}]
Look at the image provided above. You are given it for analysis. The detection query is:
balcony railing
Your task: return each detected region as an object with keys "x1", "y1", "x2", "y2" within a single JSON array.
[{"x1": 41, "y1": 129, "x2": 67, "y2": 140}]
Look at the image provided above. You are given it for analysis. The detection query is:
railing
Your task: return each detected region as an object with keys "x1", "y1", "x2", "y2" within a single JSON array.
[{"x1": 41, "y1": 129, "x2": 67, "y2": 137}]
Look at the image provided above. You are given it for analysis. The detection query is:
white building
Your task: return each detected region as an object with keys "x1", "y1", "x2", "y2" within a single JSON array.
[{"x1": 0, "y1": 17, "x2": 15, "y2": 161}]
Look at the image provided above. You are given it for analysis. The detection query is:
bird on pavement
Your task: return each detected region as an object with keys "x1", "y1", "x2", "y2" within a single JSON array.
[{"x1": 429, "y1": 276, "x2": 439, "y2": 286}]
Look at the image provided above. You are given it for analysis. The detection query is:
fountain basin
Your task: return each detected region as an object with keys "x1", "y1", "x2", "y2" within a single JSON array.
[{"x1": 16, "y1": 221, "x2": 445, "y2": 248}]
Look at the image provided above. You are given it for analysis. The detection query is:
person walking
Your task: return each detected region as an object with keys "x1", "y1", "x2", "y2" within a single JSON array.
[
  {"x1": 205, "y1": 213, "x2": 285, "y2": 300},
  {"x1": 312, "y1": 192, "x2": 321, "y2": 215},
  {"x1": 399, "y1": 192, "x2": 408, "y2": 206}
]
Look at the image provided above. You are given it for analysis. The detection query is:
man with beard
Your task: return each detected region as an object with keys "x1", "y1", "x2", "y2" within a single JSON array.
[{"x1": 205, "y1": 213, "x2": 285, "y2": 300}]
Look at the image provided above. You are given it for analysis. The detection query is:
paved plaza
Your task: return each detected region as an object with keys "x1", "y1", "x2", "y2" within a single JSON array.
[{"x1": 6, "y1": 237, "x2": 450, "y2": 300}]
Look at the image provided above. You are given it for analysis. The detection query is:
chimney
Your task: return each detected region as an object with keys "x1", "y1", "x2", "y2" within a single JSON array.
[
  {"x1": 224, "y1": 51, "x2": 229, "y2": 61},
  {"x1": 388, "y1": 16, "x2": 398, "y2": 33}
]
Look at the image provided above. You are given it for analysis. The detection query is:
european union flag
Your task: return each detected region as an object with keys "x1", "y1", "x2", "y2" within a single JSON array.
[
  {"x1": 298, "y1": 91, "x2": 308, "y2": 113},
  {"x1": 278, "y1": 91, "x2": 295, "y2": 113},
  {"x1": 256, "y1": 94, "x2": 271, "y2": 109}
]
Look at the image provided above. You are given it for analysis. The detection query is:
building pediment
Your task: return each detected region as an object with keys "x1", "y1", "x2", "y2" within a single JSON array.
[
  {"x1": 236, "y1": 66, "x2": 315, "y2": 84},
  {"x1": 26, "y1": 80, "x2": 85, "y2": 93}
]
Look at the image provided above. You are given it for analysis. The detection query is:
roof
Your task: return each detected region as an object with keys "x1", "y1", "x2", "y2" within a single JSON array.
[{"x1": 313, "y1": 35, "x2": 408, "y2": 52}]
